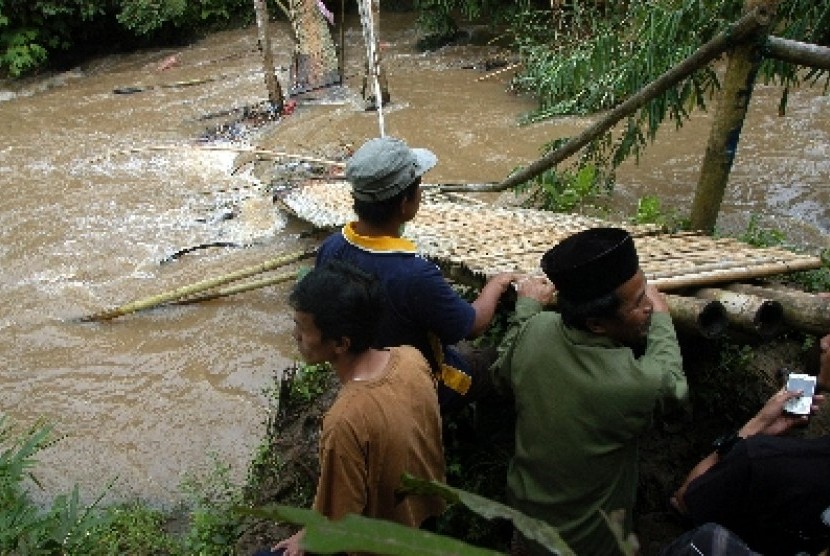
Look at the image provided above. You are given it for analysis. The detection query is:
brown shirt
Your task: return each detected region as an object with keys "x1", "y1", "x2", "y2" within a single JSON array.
[{"x1": 313, "y1": 345, "x2": 446, "y2": 527}]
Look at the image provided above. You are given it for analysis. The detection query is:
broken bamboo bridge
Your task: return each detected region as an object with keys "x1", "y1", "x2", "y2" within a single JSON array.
[{"x1": 282, "y1": 180, "x2": 830, "y2": 341}]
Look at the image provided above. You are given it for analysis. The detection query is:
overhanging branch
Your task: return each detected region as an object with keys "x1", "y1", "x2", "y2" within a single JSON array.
[
  {"x1": 765, "y1": 35, "x2": 830, "y2": 71},
  {"x1": 439, "y1": 5, "x2": 773, "y2": 194}
]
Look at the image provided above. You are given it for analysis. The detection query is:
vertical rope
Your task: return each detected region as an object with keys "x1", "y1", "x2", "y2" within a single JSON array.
[{"x1": 358, "y1": 0, "x2": 385, "y2": 136}]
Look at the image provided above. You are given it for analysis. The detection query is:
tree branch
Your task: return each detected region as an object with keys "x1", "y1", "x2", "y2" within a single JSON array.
[{"x1": 765, "y1": 35, "x2": 830, "y2": 71}]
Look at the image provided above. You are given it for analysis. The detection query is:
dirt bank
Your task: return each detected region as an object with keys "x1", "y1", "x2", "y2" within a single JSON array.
[
  {"x1": 234, "y1": 299, "x2": 828, "y2": 556},
  {"x1": 223, "y1": 16, "x2": 829, "y2": 555}
]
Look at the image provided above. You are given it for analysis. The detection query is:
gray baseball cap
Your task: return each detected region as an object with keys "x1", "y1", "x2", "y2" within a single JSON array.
[{"x1": 345, "y1": 136, "x2": 437, "y2": 202}]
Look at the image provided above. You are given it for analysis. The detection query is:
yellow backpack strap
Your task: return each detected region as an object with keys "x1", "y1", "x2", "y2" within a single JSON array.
[{"x1": 427, "y1": 332, "x2": 472, "y2": 396}]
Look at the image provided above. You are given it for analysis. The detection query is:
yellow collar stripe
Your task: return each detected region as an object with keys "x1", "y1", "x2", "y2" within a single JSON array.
[{"x1": 342, "y1": 222, "x2": 417, "y2": 253}]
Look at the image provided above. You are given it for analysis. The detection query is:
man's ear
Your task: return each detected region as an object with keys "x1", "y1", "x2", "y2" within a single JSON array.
[
  {"x1": 333, "y1": 336, "x2": 351, "y2": 355},
  {"x1": 585, "y1": 317, "x2": 607, "y2": 335},
  {"x1": 399, "y1": 194, "x2": 415, "y2": 217}
]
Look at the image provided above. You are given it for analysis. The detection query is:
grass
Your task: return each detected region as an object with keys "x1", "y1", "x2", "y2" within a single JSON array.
[{"x1": 0, "y1": 415, "x2": 247, "y2": 555}]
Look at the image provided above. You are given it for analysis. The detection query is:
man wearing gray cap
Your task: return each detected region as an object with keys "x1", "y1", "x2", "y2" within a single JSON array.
[
  {"x1": 316, "y1": 136, "x2": 526, "y2": 413},
  {"x1": 494, "y1": 227, "x2": 688, "y2": 556}
]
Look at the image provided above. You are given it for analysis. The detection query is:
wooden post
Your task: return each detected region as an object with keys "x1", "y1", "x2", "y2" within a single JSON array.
[
  {"x1": 253, "y1": 0, "x2": 285, "y2": 109},
  {"x1": 689, "y1": 0, "x2": 780, "y2": 234}
]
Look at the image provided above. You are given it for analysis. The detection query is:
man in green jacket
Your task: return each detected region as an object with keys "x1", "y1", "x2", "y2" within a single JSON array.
[{"x1": 493, "y1": 227, "x2": 688, "y2": 556}]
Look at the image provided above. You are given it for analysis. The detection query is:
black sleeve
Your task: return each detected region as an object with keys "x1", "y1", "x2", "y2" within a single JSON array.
[{"x1": 683, "y1": 441, "x2": 753, "y2": 528}]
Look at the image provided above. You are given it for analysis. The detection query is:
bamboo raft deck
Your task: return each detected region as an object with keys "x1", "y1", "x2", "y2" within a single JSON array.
[
  {"x1": 281, "y1": 181, "x2": 822, "y2": 292},
  {"x1": 280, "y1": 181, "x2": 830, "y2": 339}
]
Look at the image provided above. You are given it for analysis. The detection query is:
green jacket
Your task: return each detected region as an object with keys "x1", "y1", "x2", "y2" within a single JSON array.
[{"x1": 493, "y1": 298, "x2": 687, "y2": 556}]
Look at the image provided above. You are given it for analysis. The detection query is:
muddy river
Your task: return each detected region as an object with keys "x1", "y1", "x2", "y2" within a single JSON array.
[{"x1": 1, "y1": 12, "x2": 828, "y2": 509}]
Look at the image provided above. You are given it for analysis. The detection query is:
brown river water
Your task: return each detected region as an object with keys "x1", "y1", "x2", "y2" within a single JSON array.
[{"x1": 1, "y1": 12, "x2": 828, "y2": 509}]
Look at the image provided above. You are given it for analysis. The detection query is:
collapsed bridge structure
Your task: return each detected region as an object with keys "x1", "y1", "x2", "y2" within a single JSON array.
[{"x1": 281, "y1": 181, "x2": 830, "y2": 341}]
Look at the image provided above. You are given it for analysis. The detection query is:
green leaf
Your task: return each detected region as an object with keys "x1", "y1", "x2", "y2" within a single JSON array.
[
  {"x1": 237, "y1": 505, "x2": 503, "y2": 556},
  {"x1": 399, "y1": 475, "x2": 574, "y2": 556}
]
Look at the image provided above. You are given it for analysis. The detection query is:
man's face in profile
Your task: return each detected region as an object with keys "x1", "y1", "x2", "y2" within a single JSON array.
[{"x1": 597, "y1": 270, "x2": 654, "y2": 346}]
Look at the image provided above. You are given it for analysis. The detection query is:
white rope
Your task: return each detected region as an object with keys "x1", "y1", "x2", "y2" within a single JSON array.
[{"x1": 357, "y1": 0, "x2": 385, "y2": 136}]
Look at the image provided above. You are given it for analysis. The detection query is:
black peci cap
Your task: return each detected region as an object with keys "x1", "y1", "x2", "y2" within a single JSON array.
[{"x1": 541, "y1": 227, "x2": 639, "y2": 302}]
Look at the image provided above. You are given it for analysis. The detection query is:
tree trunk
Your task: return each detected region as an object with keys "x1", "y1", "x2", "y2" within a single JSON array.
[
  {"x1": 289, "y1": 0, "x2": 341, "y2": 94},
  {"x1": 689, "y1": 0, "x2": 780, "y2": 234},
  {"x1": 253, "y1": 0, "x2": 284, "y2": 109}
]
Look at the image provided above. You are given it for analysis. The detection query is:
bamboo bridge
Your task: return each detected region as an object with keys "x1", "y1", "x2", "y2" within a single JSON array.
[{"x1": 281, "y1": 180, "x2": 830, "y2": 340}]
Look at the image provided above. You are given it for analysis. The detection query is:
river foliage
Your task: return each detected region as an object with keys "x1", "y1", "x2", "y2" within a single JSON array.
[
  {"x1": 0, "y1": 0, "x2": 258, "y2": 77},
  {"x1": 503, "y1": 0, "x2": 830, "y2": 214}
]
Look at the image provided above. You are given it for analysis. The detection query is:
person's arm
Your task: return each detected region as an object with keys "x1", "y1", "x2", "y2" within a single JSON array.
[
  {"x1": 514, "y1": 275, "x2": 556, "y2": 306},
  {"x1": 270, "y1": 417, "x2": 369, "y2": 556},
  {"x1": 272, "y1": 529, "x2": 305, "y2": 556},
  {"x1": 470, "y1": 273, "x2": 555, "y2": 337},
  {"x1": 469, "y1": 272, "x2": 520, "y2": 337},
  {"x1": 641, "y1": 286, "x2": 688, "y2": 401},
  {"x1": 819, "y1": 332, "x2": 829, "y2": 390},
  {"x1": 648, "y1": 283, "x2": 670, "y2": 313},
  {"x1": 489, "y1": 277, "x2": 555, "y2": 392},
  {"x1": 671, "y1": 388, "x2": 811, "y2": 514},
  {"x1": 312, "y1": 420, "x2": 368, "y2": 521}
]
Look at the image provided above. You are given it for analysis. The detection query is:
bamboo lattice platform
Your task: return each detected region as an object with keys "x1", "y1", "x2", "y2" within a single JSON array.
[{"x1": 281, "y1": 181, "x2": 822, "y2": 292}]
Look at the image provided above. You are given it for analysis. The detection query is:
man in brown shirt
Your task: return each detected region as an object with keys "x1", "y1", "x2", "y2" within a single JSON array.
[{"x1": 268, "y1": 260, "x2": 445, "y2": 556}]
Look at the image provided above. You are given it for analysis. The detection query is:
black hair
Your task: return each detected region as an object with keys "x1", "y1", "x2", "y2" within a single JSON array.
[
  {"x1": 288, "y1": 260, "x2": 384, "y2": 354},
  {"x1": 352, "y1": 179, "x2": 421, "y2": 226},
  {"x1": 557, "y1": 290, "x2": 621, "y2": 331}
]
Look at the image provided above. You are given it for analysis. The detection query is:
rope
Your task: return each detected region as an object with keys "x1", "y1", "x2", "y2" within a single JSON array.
[{"x1": 357, "y1": 0, "x2": 385, "y2": 136}]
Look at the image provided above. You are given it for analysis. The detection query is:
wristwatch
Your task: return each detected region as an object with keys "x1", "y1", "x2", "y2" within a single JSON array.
[{"x1": 712, "y1": 431, "x2": 743, "y2": 457}]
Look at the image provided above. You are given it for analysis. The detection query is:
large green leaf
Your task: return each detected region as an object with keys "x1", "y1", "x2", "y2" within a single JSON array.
[
  {"x1": 238, "y1": 505, "x2": 503, "y2": 556},
  {"x1": 399, "y1": 474, "x2": 574, "y2": 556}
]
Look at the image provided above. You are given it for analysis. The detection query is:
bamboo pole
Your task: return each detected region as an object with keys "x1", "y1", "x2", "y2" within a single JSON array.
[
  {"x1": 725, "y1": 283, "x2": 830, "y2": 335},
  {"x1": 647, "y1": 256, "x2": 820, "y2": 291},
  {"x1": 358, "y1": 0, "x2": 388, "y2": 121},
  {"x1": 664, "y1": 294, "x2": 728, "y2": 339},
  {"x1": 765, "y1": 35, "x2": 830, "y2": 71},
  {"x1": 689, "y1": 0, "x2": 780, "y2": 233},
  {"x1": 100, "y1": 144, "x2": 343, "y2": 167},
  {"x1": 79, "y1": 249, "x2": 314, "y2": 322},
  {"x1": 476, "y1": 62, "x2": 522, "y2": 82},
  {"x1": 339, "y1": 0, "x2": 345, "y2": 84},
  {"x1": 174, "y1": 270, "x2": 299, "y2": 305},
  {"x1": 694, "y1": 287, "x2": 784, "y2": 339},
  {"x1": 175, "y1": 144, "x2": 342, "y2": 166},
  {"x1": 438, "y1": 5, "x2": 772, "y2": 194}
]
